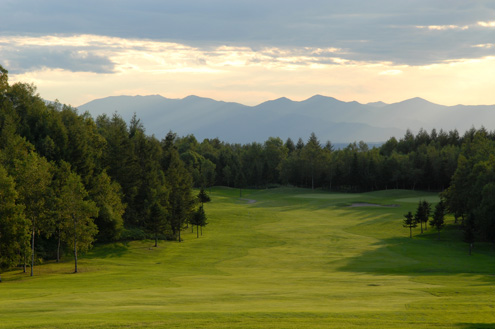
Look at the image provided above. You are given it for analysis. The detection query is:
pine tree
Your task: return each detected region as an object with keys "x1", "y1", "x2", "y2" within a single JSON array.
[
  {"x1": 197, "y1": 186, "x2": 211, "y2": 206},
  {"x1": 403, "y1": 211, "x2": 416, "y2": 238},
  {"x1": 430, "y1": 201, "x2": 445, "y2": 239},
  {"x1": 163, "y1": 133, "x2": 195, "y2": 242},
  {"x1": 191, "y1": 205, "x2": 207, "y2": 238}
]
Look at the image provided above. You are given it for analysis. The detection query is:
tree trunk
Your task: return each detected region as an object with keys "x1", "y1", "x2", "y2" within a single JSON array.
[
  {"x1": 409, "y1": 227, "x2": 412, "y2": 238},
  {"x1": 311, "y1": 167, "x2": 314, "y2": 190},
  {"x1": 154, "y1": 232, "x2": 158, "y2": 247},
  {"x1": 178, "y1": 226, "x2": 181, "y2": 242},
  {"x1": 469, "y1": 243, "x2": 473, "y2": 255},
  {"x1": 420, "y1": 221, "x2": 423, "y2": 234},
  {"x1": 23, "y1": 254, "x2": 26, "y2": 273},
  {"x1": 31, "y1": 225, "x2": 35, "y2": 277},
  {"x1": 73, "y1": 216, "x2": 78, "y2": 273},
  {"x1": 197, "y1": 225, "x2": 199, "y2": 238},
  {"x1": 57, "y1": 231, "x2": 61, "y2": 263}
]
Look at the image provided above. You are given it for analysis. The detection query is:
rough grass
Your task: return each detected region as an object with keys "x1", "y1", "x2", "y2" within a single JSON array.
[{"x1": 1, "y1": 187, "x2": 494, "y2": 328}]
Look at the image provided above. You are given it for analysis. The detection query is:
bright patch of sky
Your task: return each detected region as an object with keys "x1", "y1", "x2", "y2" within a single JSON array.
[{"x1": 1, "y1": 0, "x2": 495, "y2": 106}]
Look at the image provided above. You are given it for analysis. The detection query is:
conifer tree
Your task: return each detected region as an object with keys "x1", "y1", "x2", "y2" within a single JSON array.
[
  {"x1": 148, "y1": 201, "x2": 168, "y2": 247},
  {"x1": 191, "y1": 205, "x2": 207, "y2": 238},
  {"x1": 430, "y1": 201, "x2": 445, "y2": 239},
  {"x1": 403, "y1": 211, "x2": 416, "y2": 238},
  {"x1": 162, "y1": 132, "x2": 195, "y2": 242},
  {"x1": 197, "y1": 186, "x2": 211, "y2": 206}
]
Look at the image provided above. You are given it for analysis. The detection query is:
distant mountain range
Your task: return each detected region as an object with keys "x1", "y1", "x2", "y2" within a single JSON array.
[{"x1": 77, "y1": 95, "x2": 495, "y2": 144}]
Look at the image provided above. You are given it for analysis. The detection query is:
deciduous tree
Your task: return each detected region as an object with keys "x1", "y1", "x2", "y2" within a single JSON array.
[
  {"x1": 13, "y1": 152, "x2": 53, "y2": 276},
  {"x1": 59, "y1": 172, "x2": 98, "y2": 273},
  {"x1": 0, "y1": 164, "x2": 28, "y2": 282}
]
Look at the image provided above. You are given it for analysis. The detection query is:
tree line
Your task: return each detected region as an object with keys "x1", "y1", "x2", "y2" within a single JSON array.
[{"x1": 177, "y1": 129, "x2": 465, "y2": 192}]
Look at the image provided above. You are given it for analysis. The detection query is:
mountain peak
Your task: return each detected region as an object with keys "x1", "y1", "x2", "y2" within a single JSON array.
[
  {"x1": 366, "y1": 101, "x2": 388, "y2": 108},
  {"x1": 304, "y1": 94, "x2": 339, "y2": 102},
  {"x1": 256, "y1": 96, "x2": 294, "y2": 107},
  {"x1": 398, "y1": 97, "x2": 436, "y2": 106}
]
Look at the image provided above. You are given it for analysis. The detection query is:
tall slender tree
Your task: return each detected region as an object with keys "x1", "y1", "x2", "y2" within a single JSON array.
[
  {"x1": 0, "y1": 164, "x2": 29, "y2": 282},
  {"x1": 89, "y1": 171, "x2": 126, "y2": 242},
  {"x1": 59, "y1": 172, "x2": 98, "y2": 273},
  {"x1": 430, "y1": 201, "x2": 445, "y2": 239},
  {"x1": 301, "y1": 133, "x2": 323, "y2": 190},
  {"x1": 403, "y1": 211, "x2": 416, "y2": 238},
  {"x1": 162, "y1": 132, "x2": 195, "y2": 242},
  {"x1": 13, "y1": 152, "x2": 53, "y2": 276}
]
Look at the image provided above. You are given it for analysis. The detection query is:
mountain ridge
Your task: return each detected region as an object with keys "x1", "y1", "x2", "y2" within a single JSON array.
[{"x1": 78, "y1": 94, "x2": 495, "y2": 144}]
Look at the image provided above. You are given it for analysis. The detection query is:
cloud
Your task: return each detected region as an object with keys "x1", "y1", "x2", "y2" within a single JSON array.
[
  {"x1": 473, "y1": 44, "x2": 495, "y2": 49},
  {"x1": 7, "y1": 34, "x2": 495, "y2": 109},
  {"x1": 2, "y1": 1, "x2": 495, "y2": 66},
  {"x1": 3, "y1": 2, "x2": 495, "y2": 108},
  {"x1": 478, "y1": 21, "x2": 495, "y2": 27},
  {"x1": 416, "y1": 25, "x2": 469, "y2": 30},
  {"x1": 0, "y1": 35, "x2": 349, "y2": 75},
  {"x1": 0, "y1": 36, "x2": 115, "y2": 74},
  {"x1": 379, "y1": 70, "x2": 403, "y2": 75}
]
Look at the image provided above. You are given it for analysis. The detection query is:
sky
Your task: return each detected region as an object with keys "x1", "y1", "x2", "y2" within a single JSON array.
[{"x1": 1, "y1": 0, "x2": 495, "y2": 107}]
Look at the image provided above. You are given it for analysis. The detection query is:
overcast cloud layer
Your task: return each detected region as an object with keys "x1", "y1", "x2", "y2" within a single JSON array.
[{"x1": 2, "y1": 0, "x2": 495, "y2": 106}]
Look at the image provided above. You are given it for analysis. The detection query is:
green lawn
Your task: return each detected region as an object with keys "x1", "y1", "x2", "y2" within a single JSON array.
[{"x1": 1, "y1": 187, "x2": 494, "y2": 328}]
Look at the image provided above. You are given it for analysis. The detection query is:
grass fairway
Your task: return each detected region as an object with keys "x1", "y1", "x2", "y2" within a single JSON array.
[{"x1": 1, "y1": 187, "x2": 495, "y2": 328}]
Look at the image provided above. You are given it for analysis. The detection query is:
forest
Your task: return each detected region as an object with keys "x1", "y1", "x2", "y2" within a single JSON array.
[{"x1": 1, "y1": 64, "x2": 495, "y2": 279}]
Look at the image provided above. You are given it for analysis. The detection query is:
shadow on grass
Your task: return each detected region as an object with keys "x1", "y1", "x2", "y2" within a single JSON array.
[
  {"x1": 84, "y1": 242, "x2": 129, "y2": 259},
  {"x1": 338, "y1": 227, "x2": 495, "y2": 278},
  {"x1": 457, "y1": 324, "x2": 495, "y2": 329}
]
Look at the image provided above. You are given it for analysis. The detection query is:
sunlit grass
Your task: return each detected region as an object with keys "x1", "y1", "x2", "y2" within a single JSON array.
[{"x1": 0, "y1": 187, "x2": 494, "y2": 328}]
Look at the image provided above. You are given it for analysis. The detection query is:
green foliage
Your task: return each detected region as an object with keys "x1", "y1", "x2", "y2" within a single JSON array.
[
  {"x1": 190, "y1": 205, "x2": 207, "y2": 238},
  {"x1": 442, "y1": 132, "x2": 495, "y2": 243},
  {"x1": 197, "y1": 186, "x2": 211, "y2": 204},
  {"x1": 89, "y1": 171, "x2": 126, "y2": 242},
  {"x1": 402, "y1": 211, "x2": 416, "y2": 238},
  {"x1": 163, "y1": 133, "x2": 195, "y2": 241},
  {"x1": 412, "y1": 200, "x2": 430, "y2": 234},
  {"x1": 13, "y1": 151, "x2": 53, "y2": 276},
  {"x1": 0, "y1": 164, "x2": 28, "y2": 280},
  {"x1": 430, "y1": 201, "x2": 446, "y2": 237},
  {"x1": 59, "y1": 172, "x2": 99, "y2": 272}
]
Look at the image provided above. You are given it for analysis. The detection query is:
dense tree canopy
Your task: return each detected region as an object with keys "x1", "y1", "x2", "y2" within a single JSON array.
[{"x1": 0, "y1": 66, "x2": 199, "y2": 276}]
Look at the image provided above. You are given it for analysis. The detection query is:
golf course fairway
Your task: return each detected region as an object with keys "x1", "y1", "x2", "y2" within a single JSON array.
[{"x1": 1, "y1": 187, "x2": 494, "y2": 328}]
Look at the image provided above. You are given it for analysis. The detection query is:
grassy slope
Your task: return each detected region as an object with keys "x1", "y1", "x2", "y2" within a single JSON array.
[{"x1": 1, "y1": 187, "x2": 494, "y2": 328}]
